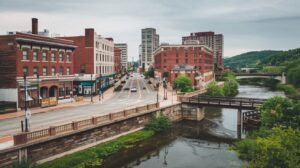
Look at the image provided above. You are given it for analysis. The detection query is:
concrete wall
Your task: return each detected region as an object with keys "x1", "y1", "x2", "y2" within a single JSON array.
[{"x1": 0, "y1": 103, "x2": 205, "y2": 167}]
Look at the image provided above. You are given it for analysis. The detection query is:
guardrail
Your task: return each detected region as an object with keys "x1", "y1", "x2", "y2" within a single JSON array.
[{"x1": 13, "y1": 102, "x2": 160, "y2": 145}]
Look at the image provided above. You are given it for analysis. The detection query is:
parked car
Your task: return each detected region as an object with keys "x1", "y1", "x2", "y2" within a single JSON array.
[{"x1": 130, "y1": 87, "x2": 137, "y2": 92}]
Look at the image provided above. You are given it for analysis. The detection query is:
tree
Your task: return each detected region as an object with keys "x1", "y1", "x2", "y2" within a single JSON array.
[
  {"x1": 223, "y1": 79, "x2": 239, "y2": 96},
  {"x1": 174, "y1": 75, "x2": 193, "y2": 92},
  {"x1": 206, "y1": 81, "x2": 224, "y2": 96},
  {"x1": 259, "y1": 96, "x2": 300, "y2": 129},
  {"x1": 235, "y1": 127, "x2": 300, "y2": 168}
]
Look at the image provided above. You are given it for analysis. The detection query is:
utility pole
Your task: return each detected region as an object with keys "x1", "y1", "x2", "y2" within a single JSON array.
[
  {"x1": 91, "y1": 74, "x2": 93, "y2": 102},
  {"x1": 24, "y1": 73, "x2": 29, "y2": 132}
]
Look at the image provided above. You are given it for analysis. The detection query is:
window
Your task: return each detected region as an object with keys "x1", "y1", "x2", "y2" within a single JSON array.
[
  {"x1": 59, "y1": 53, "x2": 63, "y2": 62},
  {"x1": 59, "y1": 88, "x2": 65, "y2": 97},
  {"x1": 43, "y1": 67, "x2": 47, "y2": 76},
  {"x1": 42, "y1": 52, "x2": 47, "y2": 61},
  {"x1": 163, "y1": 59, "x2": 166, "y2": 63},
  {"x1": 23, "y1": 67, "x2": 28, "y2": 75},
  {"x1": 80, "y1": 64, "x2": 86, "y2": 73},
  {"x1": 51, "y1": 53, "x2": 56, "y2": 62},
  {"x1": 185, "y1": 59, "x2": 188, "y2": 64},
  {"x1": 66, "y1": 67, "x2": 70, "y2": 75},
  {"x1": 33, "y1": 67, "x2": 38, "y2": 75},
  {"x1": 59, "y1": 67, "x2": 64, "y2": 75},
  {"x1": 176, "y1": 59, "x2": 178, "y2": 63},
  {"x1": 33, "y1": 51, "x2": 38, "y2": 61},
  {"x1": 22, "y1": 50, "x2": 28, "y2": 60},
  {"x1": 66, "y1": 54, "x2": 70, "y2": 62},
  {"x1": 51, "y1": 67, "x2": 56, "y2": 76}
]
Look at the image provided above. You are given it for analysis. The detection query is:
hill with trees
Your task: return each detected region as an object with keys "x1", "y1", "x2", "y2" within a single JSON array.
[{"x1": 224, "y1": 50, "x2": 282, "y2": 69}]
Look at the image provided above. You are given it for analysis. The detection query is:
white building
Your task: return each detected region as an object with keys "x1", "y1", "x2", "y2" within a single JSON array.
[
  {"x1": 95, "y1": 36, "x2": 114, "y2": 76},
  {"x1": 141, "y1": 28, "x2": 159, "y2": 71}
]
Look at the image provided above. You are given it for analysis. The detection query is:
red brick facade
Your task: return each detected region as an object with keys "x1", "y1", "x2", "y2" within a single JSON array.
[
  {"x1": 154, "y1": 44, "x2": 214, "y2": 87},
  {"x1": 114, "y1": 47, "x2": 121, "y2": 73},
  {"x1": 62, "y1": 29, "x2": 95, "y2": 74},
  {"x1": 0, "y1": 32, "x2": 76, "y2": 108}
]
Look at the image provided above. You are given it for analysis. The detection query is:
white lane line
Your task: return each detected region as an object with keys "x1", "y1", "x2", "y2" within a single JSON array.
[{"x1": 137, "y1": 77, "x2": 142, "y2": 99}]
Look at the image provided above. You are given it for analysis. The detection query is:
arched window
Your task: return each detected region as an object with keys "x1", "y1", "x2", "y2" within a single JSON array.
[
  {"x1": 59, "y1": 53, "x2": 64, "y2": 62},
  {"x1": 66, "y1": 67, "x2": 70, "y2": 75},
  {"x1": 59, "y1": 67, "x2": 64, "y2": 75},
  {"x1": 66, "y1": 54, "x2": 70, "y2": 62},
  {"x1": 51, "y1": 67, "x2": 56, "y2": 76},
  {"x1": 51, "y1": 53, "x2": 56, "y2": 62},
  {"x1": 42, "y1": 67, "x2": 47, "y2": 76}
]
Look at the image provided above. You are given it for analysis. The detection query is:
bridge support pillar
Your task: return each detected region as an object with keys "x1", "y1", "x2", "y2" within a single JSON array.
[
  {"x1": 237, "y1": 109, "x2": 242, "y2": 139},
  {"x1": 196, "y1": 107, "x2": 205, "y2": 121}
]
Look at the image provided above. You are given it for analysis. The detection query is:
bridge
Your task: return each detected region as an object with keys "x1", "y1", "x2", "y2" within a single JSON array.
[
  {"x1": 180, "y1": 96, "x2": 267, "y2": 110},
  {"x1": 235, "y1": 72, "x2": 286, "y2": 84},
  {"x1": 180, "y1": 96, "x2": 267, "y2": 139}
]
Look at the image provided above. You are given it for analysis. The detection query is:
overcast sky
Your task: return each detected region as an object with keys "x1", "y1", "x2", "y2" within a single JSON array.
[{"x1": 0, "y1": 0, "x2": 299, "y2": 59}]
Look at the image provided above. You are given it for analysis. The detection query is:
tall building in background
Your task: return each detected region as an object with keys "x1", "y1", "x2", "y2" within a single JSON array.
[
  {"x1": 114, "y1": 47, "x2": 121, "y2": 73},
  {"x1": 114, "y1": 43, "x2": 128, "y2": 70},
  {"x1": 141, "y1": 28, "x2": 159, "y2": 71},
  {"x1": 182, "y1": 31, "x2": 224, "y2": 74}
]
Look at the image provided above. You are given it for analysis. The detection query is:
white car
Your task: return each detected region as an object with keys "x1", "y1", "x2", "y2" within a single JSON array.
[{"x1": 130, "y1": 87, "x2": 137, "y2": 92}]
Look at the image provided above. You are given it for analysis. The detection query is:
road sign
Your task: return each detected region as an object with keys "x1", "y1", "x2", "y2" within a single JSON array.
[{"x1": 25, "y1": 109, "x2": 32, "y2": 119}]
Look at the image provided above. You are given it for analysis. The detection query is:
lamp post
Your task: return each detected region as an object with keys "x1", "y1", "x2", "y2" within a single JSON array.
[
  {"x1": 163, "y1": 80, "x2": 167, "y2": 100},
  {"x1": 23, "y1": 73, "x2": 29, "y2": 132},
  {"x1": 37, "y1": 73, "x2": 40, "y2": 106},
  {"x1": 156, "y1": 82, "x2": 159, "y2": 103},
  {"x1": 91, "y1": 74, "x2": 93, "y2": 102},
  {"x1": 99, "y1": 74, "x2": 102, "y2": 101}
]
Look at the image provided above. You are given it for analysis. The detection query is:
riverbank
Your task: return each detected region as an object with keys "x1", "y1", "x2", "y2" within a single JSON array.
[{"x1": 37, "y1": 130, "x2": 155, "y2": 168}]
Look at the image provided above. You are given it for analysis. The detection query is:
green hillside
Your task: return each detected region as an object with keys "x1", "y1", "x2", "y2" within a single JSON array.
[{"x1": 224, "y1": 50, "x2": 282, "y2": 69}]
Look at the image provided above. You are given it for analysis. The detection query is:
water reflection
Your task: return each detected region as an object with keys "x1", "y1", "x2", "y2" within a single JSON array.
[{"x1": 102, "y1": 85, "x2": 285, "y2": 168}]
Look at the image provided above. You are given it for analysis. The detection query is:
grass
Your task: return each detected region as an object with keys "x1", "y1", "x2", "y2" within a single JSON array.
[{"x1": 37, "y1": 130, "x2": 154, "y2": 168}]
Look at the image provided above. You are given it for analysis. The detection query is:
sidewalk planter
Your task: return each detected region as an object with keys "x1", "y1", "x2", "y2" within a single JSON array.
[{"x1": 41, "y1": 97, "x2": 58, "y2": 108}]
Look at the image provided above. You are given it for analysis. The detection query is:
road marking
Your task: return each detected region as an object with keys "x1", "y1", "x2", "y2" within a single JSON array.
[{"x1": 137, "y1": 77, "x2": 142, "y2": 99}]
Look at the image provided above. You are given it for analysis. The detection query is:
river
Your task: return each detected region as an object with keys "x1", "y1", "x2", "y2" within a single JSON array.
[{"x1": 101, "y1": 85, "x2": 285, "y2": 168}]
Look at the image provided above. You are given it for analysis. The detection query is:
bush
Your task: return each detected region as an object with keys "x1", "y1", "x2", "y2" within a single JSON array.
[
  {"x1": 206, "y1": 81, "x2": 224, "y2": 96},
  {"x1": 38, "y1": 130, "x2": 154, "y2": 168},
  {"x1": 145, "y1": 115, "x2": 171, "y2": 133},
  {"x1": 174, "y1": 75, "x2": 193, "y2": 93},
  {"x1": 223, "y1": 79, "x2": 239, "y2": 96},
  {"x1": 276, "y1": 84, "x2": 296, "y2": 95}
]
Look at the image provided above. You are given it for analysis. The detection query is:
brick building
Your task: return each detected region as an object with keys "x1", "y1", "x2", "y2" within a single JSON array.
[
  {"x1": 62, "y1": 29, "x2": 115, "y2": 95},
  {"x1": 114, "y1": 47, "x2": 121, "y2": 74},
  {"x1": 154, "y1": 44, "x2": 214, "y2": 88},
  {"x1": 182, "y1": 31, "x2": 224, "y2": 75},
  {"x1": 0, "y1": 18, "x2": 76, "y2": 108}
]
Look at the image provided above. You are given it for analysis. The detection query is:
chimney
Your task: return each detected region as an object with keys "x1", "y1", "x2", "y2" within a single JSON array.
[
  {"x1": 32, "y1": 18, "x2": 38, "y2": 34},
  {"x1": 85, "y1": 28, "x2": 94, "y2": 47}
]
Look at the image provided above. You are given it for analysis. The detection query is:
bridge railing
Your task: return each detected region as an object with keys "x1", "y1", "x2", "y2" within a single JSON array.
[{"x1": 13, "y1": 102, "x2": 159, "y2": 146}]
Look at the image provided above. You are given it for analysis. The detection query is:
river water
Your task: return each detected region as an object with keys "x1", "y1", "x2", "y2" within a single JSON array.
[{"x1": 102, "y1": 85, "x2": 285, "y2": 168}]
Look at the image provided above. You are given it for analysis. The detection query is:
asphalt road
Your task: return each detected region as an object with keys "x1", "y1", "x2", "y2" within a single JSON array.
[{"x1": 0, "y1": 73, "x2": 158, "y2": 136}]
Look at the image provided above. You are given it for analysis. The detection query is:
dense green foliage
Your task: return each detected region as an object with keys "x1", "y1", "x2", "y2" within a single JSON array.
[
  {"x1": 276, "y1": 84, "x2": 296, "y2": 95},
  {"x1": 143, "y1": 67, "x2": 154, "y2": 78},
  {"x1": 145, "y1": 115, "x2": 171, "y2": 133},
  {"x1": 223, "y1": 79, "x2": 239, "y2": 96},
  {"x1": 234, "y1": 127, "x2": 300, "y2": 168},
  {"x1": 261, "y1": 66, "x2": 284, "y2": 73},
  {"x1": 174, "y1": 75, "x2": 193, "y2": 92},
  {"x1": 224, "y1": 50, "x2": 282, "y2": 69},
  {"x1": 234, "y1": 97, "x2": 300, "y2": 167},
  {"x1": 259, "y1": 97, "x2": 300, "y2": 129},
  {"x1": 38, "y1": 130, "x2": 154, "y2": 168},
  {"x1": 206, "y1": 81, "x2": 224, "y2": 96},
  {"x1": 260, "y1": 48, "x2": 300, "y2": 87}
]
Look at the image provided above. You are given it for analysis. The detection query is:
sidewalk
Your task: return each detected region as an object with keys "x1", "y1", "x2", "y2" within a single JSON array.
[{"x1": 0, "y1": 86, "x2": 116, "y2": 121}]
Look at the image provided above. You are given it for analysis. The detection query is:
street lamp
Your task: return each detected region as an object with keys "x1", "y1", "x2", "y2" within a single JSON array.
[
  {"x1": 156, "y1": 82, "x2": 160, "y2": 103},
  {"x1": 91, "y1": 74, "x2": 93, "y2": 102},
  {"x1": 37, "y1": 73, "x2": 40, "y2": 106},
  {"x1": 23, "y1": 73, "x2": 29, "y2": 132},
  {"x1": 163, "y1": 80, "x2": 167, "y2": 100}
]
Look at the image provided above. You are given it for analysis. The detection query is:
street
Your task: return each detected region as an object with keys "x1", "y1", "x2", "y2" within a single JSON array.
[{"x1": 0, "y1": 73, "x2": 158, "y2": 136}]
